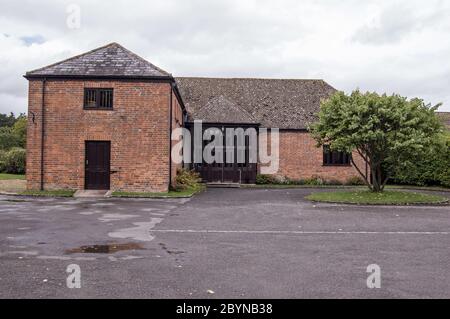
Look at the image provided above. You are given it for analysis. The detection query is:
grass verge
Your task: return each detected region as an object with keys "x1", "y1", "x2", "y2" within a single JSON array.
[
  {"x1": 242, "y1": 184, "x2": 363, "y2": 189},
  {"x1": 112, "y1": 185, "x2": 205, "y2": 198},
  {"x1": 0, "y1": 173, "x2": 26, "y2": 180},
  {"x1": 306, "y1": 190, "x2": 448, "y2": 205},
  {"x1": 243, "y1": 183, "x2": 450, "y2": 192},
  {"x1": 20, "y1": 189, "x2": 75, "y2": 197}
]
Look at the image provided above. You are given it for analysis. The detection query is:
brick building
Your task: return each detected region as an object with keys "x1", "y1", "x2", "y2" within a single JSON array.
[{"x1": 25, "y1": 43, "x2": 361, "y2": 192}]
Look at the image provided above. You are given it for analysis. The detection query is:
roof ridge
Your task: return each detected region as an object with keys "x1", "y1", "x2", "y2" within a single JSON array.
[
  {"x1": 26, "y1": 42, "x2": 118, "y2": 75},
  {"x1": 176, "y1": 76, "x2": 326, "y2": 81}
]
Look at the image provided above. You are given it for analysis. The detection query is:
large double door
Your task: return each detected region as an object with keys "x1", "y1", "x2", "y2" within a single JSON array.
[{"x1": 193, "y1": 126, "x2": 257, "y2": 184}]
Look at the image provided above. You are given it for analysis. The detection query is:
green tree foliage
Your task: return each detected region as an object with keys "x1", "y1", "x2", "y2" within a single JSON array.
[
  {"x1": 0, "y1": 126, "x2": 21, "y2": 150},
  {"x1": 0, "y1": 113, "x2": 27, "y2": 173},
  {"x1": 0, "y1": 112, "x2": 18, "y2": 127},
  {"x1": 310, "y1": 90, "x2": 443, "y2": 192},
  {"x1": 12, "y1": 116, "x2": 27, "y2": 147},
  {"x1": 390, "y1": 131, "x2": 450, "y2": 187}
]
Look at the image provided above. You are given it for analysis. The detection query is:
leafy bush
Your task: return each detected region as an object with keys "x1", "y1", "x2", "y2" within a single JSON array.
[
  {"x1": 256, "y1": 174, "x2": 277, "y2": 184},
  {"x1": 389, "y1": 133, "x2": 450, "y2": 188},
  {"x1": 302, "y1": 176, "x2": 325, "y2": 185},
  {"x1": 323, "y1": 179, "x2": 344, "y2": 186},
  {"x1": 256, "y1": 174, "x2": 343, "y2": 186},
  {"x1": 1, "y1": 147, "x2": 26, "y2": 174},
  {"x1": 173, "y1": 168, "x2": 201, "y2": 191},
  {"x1": 345, "y1": 176, "x2": 366, "y2": 186}
]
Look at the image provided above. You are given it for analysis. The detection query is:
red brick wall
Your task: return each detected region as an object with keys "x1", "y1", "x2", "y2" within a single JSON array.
[
  {"x1": 26, "y1": 79, "x2": 172, "y2": 192},
  {"x1": 260, "y1": 131, "x2": 365, "y2": 182},
  {"x1": 26, "y1": 80, "x2": 44, "y2": 190}
]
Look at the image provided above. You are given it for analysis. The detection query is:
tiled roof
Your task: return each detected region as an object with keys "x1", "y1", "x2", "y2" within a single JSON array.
[
  {"x1": 194, "y1": 95, "x2": 258, "y2": 124},
  {"x1": 436, "y1": 112, "x2": 450, "y2": 129},
  {"x1": 26, "y1": 43, "x2": 170, "y2": 78},
  {"x1": 175, "y1": 77, "x2": 336, "y2": 129}
]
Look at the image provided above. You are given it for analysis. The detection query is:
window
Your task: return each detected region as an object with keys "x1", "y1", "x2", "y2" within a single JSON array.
[
  {"x1": 323, "y1": 145, "x2": 351, "y2": 166},
  {"x1": 84, "y1": 88, "x2": 113, "y2": 109}
]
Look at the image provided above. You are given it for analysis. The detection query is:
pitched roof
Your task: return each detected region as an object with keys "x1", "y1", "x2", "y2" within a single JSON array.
[
  {"x1": 175, "y1": 77, "x2": 336, "y2": 129},
  {"x1": 194, "y1": 95, "x2": 258, "y2": 124},
  {"x1": 436, "y1": 112, "x2": 450, "y2": 129},
  {"x1": 25, "y1": 42, "x2": 170, "y2": 78}
]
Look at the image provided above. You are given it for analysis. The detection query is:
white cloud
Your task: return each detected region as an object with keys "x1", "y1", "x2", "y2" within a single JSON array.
[{"x1": 0, "y1": 0, "x2": 449, "y2": 114}]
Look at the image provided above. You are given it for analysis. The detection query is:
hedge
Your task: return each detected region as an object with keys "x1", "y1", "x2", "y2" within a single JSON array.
[{"x1": 0, "y1": 147, "x2": 26, "y2": 174}]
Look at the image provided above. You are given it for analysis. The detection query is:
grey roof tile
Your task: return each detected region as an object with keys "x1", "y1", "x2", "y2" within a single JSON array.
[
  {"x1": 175, "y1": 77, "x2": 336, "y2": 129},
  {"x1": 26, "y1": 42, "x2": 170, "y2": 78},
  {"x1": 194, "y1": 95, "x2": 258, "y2": 124},
  {"x1": 436, "y1": 112, "x2": 450, "y2": 129}
]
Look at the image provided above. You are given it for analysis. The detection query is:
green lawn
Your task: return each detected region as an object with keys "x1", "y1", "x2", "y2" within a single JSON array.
[
  {"x1": 112, "y1": 185, "x2": 205, "y2": 198},
  {"x1": 306, "y1": 190, "x2": 448, "y2": 205},
  {"x1": 20, "y1": 189, "x2": 75, "y2": 197},
  {"x1": 242, "y1": 184, "x2": 363, "y2": 189},
  {"x1": 0, "y1": 173, "x2": 26, "y2": 180}
]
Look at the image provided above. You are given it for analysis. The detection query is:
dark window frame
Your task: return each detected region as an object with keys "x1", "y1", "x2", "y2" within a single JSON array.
[
  {"x1": 83, "y1": 88, "x2": 114, "y2": 110},
  {"x1": 323, "y1": 145, "x2": 351, "y2": 166}
]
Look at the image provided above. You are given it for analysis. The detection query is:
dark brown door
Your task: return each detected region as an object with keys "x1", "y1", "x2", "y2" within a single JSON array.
[
  {"x1": 85, "y1": 141, "x2": 110, "y2": 190},
  {"x1": 193, "y1": 127, "x2": 257, "y2": 184}
]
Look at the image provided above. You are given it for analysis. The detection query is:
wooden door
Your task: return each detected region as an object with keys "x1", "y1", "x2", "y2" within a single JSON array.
[{"x1": 85, "y1": 141, "x2": 110, "y2": 190}]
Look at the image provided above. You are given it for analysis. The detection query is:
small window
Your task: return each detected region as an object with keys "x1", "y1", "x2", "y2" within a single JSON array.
[
  {"x1": 84, "y1": 88, "x2": 113, "y2": 109},
  {"x1": 323, "y1": 145, "x2": 351, "y2": 166}
]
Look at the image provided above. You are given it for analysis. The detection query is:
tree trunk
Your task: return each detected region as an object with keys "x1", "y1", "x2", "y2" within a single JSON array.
[{"x1": 371, "y1": 163, "x2": 383, "y2": 192}]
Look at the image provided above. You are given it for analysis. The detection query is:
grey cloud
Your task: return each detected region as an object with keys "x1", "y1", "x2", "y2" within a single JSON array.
[
  {"x1": 0, "y1": 0, "x2": 449, "y2": 114},
  {"x1": 352, "y1": 2, "x2": 449, "y2": 44}
]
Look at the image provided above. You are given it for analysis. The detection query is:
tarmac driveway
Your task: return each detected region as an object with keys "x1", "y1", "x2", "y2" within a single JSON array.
[{"x1": 0, "y1": 188, "x2": 449, "y2": 298}]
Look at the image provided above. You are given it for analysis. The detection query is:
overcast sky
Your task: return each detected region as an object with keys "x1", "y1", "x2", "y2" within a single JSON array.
[{"x1": 1, "y1": 0, "x2": 449, "y2": 114}]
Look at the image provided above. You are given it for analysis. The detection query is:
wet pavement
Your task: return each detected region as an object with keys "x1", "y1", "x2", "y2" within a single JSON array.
[{"x1": 0, "y1": 188, "x2": 449, "y2": 298}]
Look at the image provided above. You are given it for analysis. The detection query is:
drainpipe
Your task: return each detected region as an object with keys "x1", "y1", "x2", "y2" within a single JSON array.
[
  {"x1": 168, "y1": 83, "x2": 173, "y2": 189},
  {"x1": 40, "y1": 78, "x2": 47, "y2": 191}
]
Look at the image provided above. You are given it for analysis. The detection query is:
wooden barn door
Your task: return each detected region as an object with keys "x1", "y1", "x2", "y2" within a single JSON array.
[{"x1": 85, "y1": 141, "x2": 111, "y2": 190}]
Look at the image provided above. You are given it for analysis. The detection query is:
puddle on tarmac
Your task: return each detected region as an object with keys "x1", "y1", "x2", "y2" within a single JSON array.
[
  {"x1": 2, "y1": 199, "x2": 28, "y2": 203},
  {"x1": 66, "y1": 242, "x2": 145, "y2": 254}
]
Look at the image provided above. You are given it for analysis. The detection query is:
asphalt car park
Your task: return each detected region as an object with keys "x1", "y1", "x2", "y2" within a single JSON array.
[{"x1": 0, "y1": 188, "x2": 449, "y2": 298}]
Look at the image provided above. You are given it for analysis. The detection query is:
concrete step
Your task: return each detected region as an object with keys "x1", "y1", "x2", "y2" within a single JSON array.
[
  {"x1": 206, "y1": 183, "x2": 241, "y2": 188},
  {"x1": 74, "y1": 190, "x2": 112, "y2": 198}
]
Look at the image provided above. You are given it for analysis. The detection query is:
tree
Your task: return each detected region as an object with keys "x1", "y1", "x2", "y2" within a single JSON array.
[
  {"x1": 310, "y1": 90, "x2": 443, "y2": 192},
  {"x1": 12, "y1": 116, "x2": 27, "y2": 147},
  {"x1": 0, "y1": 112, "x2": 17, "y2": 127},
  {"x1": 0, "y1": 126, "x2": 21, "y2": 150}
]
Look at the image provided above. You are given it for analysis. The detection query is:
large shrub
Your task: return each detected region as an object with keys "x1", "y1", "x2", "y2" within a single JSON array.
[
  {"x1": 256, "y1": 174, "x2": 277, "y2": 184},
  {"x1": 310, "y1": 90, "x2": 443, "y2": 192},
  {"x1": 390, "y1": 133, "x2": 450, "y2": 187},
  {"x1": 1, "y1": 147, "x2": 26, "y2": 174}
]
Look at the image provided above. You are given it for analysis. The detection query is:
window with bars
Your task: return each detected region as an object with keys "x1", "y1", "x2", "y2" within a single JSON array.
[
  {"x1": 84, "y1": 88, "x2": 113, "y2": 109},
  {"x1": 323, "y1": 145, "x2": 351, "y2": 166}
]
